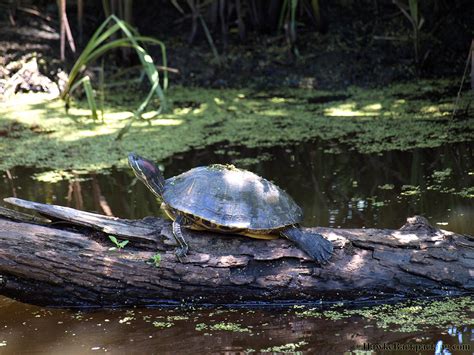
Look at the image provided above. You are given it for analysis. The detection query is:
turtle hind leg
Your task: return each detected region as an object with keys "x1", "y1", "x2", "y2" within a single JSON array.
[
  {"x1": 281, "y1": 226, "x2": 333, "y2": 264},
  {"x1": 172, "y1": 215, "x2": 189, "y2": 262}
]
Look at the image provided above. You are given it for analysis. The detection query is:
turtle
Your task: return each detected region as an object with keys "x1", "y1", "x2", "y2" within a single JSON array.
[{"x1": 128, "y1": 153, "x2": 333, "y2": 264}]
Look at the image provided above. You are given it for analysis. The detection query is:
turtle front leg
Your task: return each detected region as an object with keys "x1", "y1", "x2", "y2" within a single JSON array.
[{"x1": 172, "y1": 215, "x2": 189, "y2": 261}]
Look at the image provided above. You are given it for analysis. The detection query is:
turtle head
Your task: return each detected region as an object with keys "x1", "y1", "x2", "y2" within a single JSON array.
[{"x1": 128, "y1": 153, "x2": 165, "y2": 198}]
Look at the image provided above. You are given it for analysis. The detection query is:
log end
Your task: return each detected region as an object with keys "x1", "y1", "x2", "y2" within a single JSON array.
[{"x1": 400, "y1": 215, "x2": 437, "y2": 234}]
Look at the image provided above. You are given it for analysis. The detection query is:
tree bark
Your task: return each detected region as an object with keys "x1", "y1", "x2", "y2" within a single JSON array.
[{"x1": 0, "y1": 197, "x2": 472, "y2": 307}]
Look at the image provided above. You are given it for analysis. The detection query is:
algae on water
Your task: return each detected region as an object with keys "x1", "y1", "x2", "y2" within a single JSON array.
[
  {"x1": 294, "y1": 297, "x2": 474, "y2": 333},
  {"x1": 195, "y1": 322, "x2": 251, "y2": 333},
  {"x1": 0, "y1": 79, "x2": 472, "y2": 174}
]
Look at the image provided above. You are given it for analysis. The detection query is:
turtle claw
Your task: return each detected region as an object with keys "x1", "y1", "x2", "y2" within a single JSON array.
[{"x1": 175, "y1": 245, "x2": 188, "y2": 262}]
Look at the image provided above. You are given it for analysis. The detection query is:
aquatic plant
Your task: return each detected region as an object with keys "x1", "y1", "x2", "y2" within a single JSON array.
[
  {"x1": 295, "y1": 297, "x2": 474, "y2": 333},
  {"x1": 260, "y1": 341, "x2": 308, "y2": 352},
  {"x1": 1, "y1": 79, "x2": 472, "y2": 173},
  {"x1": 195, "y1": 321, "x2": 251, "y2": 333},
  {"x1": 393, "y1": 0, "x2": 424, "y2": 67},
  {"x1": 170, "y1": 0, "x2": 323, "y2": 60},
  {"x1": 152, "y1": 321, "x2": 174, "y2": 329},
  {"x1": 61, "y1": 15, "x2": 168, "y2": 128},
  {"x1": 278, "y1": 0, "x2": 299, "y2": 56}
]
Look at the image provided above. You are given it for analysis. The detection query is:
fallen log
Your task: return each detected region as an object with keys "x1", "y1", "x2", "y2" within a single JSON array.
[{"x1": 0, "y1": 197, "x2": 472, "y2": 307}]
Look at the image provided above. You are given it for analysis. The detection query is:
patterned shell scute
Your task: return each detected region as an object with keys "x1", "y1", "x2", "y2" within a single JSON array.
[{"x1": 163, "y1": 165, "x2": 303, "y2": 230}]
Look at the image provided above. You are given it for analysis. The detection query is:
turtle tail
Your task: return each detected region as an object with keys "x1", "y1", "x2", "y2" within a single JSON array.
[{"x1": 281, "y1": 226, "x2": 333, "y2": 264}]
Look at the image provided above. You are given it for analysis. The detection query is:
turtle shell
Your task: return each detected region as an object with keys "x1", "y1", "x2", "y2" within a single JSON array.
[{"x1": 162, "y1": 164, "x2": 303, "y2": 230}]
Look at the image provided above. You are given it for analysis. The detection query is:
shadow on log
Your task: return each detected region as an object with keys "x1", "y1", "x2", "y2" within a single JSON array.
[{"x1": 0, "y1": 197, "x2": 472, "y2": 307}]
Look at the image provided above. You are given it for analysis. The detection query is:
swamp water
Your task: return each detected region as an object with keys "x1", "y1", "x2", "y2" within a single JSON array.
[{"x1": 0, "y1": 140, "x2": 473, "y2": 354}]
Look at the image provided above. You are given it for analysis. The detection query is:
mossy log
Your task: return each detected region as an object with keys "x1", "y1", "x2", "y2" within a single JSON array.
[{"x1": 0, "y1": 197, "x2": 472, "y2": 307}]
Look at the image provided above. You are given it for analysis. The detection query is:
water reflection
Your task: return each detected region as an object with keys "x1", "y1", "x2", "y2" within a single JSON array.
[
  {"x1": 1, "y1": 141, "x2": 472, "y2": 234},
  {"x1": 0, "y1": 296, "x2": 472, "y2": 354},
  {"x1": 0, "y1": 142, "x2": 473, "y2": 353}
]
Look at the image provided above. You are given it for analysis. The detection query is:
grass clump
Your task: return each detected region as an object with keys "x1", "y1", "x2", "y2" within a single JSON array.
[{"x1": 62, "y1": 15, "x2": 168, "y2": 124}]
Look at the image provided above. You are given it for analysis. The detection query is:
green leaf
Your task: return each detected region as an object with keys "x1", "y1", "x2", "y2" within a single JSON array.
[
  {"x1": 409, "y1": 0, "x2": 418, "y2": 24},
  {"x1": 108, "y1": 235, "x2": 119, "y2": 245},
  {"x1": 147, "y1": 253, "x2": 161, "y2": 267},
  {"x1": 82, "y1": 76, "x2": 98, "y2": 120},
  {"x1": 61, "y1": 15, "x2": 168, "y2": 123},
  {"x1": 118, "y1": 240, "x2": 129, "y2": 248},
  {"x1": 108, "y1": 235, "x2": 129, "y2": 249}
]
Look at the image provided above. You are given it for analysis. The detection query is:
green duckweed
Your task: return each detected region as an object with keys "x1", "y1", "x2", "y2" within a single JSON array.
[{"x1": 0, "y1": 79, "x2": 472, "y2": 176}]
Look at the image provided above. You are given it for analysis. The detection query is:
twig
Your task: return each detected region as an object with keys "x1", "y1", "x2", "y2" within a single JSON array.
[
  {"x1": 452, "y1": 40, "x2": 474, "y2": 119},
  {"x1": 373, "y1": 35, "x2": 408, "y2": 41},
  {"x1": 63, "y1": 4, "x2": 77, "y2": 53},
  {"x1": 18, "y1": 6, "x2": 54, "y2": 22},
  {"x1": 5, "y1": 170, "x2": 17, "y2": 198}
]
